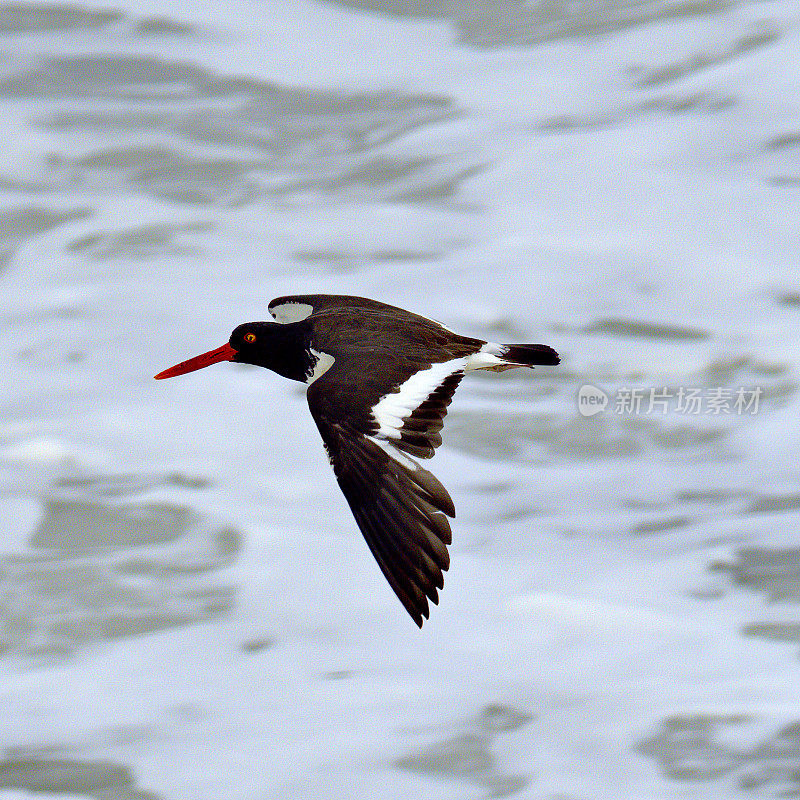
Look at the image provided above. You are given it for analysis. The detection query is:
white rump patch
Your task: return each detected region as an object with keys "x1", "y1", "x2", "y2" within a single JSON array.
[
  {"x1": 465, "y1": 342, "x2": 508, "y2": 371},
  {"x1": 306, "y1": 349, "x2": 335, "y2": 385},
  {"x1": 270, "y1": 301, "x2": 314, "y2": 324},
  {"x1": 372, "y1": 358, "x2": 466, "y2": 440}
]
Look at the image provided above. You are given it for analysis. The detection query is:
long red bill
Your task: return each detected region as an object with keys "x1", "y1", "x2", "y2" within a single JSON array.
[{"x1": 154, "y1": 343, "x2": 237, "y2": 380}]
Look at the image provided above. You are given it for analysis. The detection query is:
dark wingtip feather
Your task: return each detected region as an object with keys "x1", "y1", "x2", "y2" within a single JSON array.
[{"x1": 321, "y1": 429, "x2": 453, "y2": 628}]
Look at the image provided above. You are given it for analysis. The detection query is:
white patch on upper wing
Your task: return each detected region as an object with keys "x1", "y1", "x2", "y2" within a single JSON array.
[
  {"x1": 465, "y1": 342, "x2": 508, "y2": 371},
  {"x1": 372, "y1": 358, "x2": 466, "y2": 440},
  {"x1": 269, "y1": 301, "x2": 314, "y2": 324},
  {"x1": 306, "y1": 349, "x2": 335, "y2": 385}
]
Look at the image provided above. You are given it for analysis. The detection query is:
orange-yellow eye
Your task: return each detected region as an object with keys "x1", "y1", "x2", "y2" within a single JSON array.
[{"x1": 244, "y1": 333, "x2": 256, "y2": 344}]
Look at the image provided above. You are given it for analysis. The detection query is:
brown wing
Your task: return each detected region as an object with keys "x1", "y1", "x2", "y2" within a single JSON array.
[
  {"x1": 268, "y1": 293, "x2": 448, "y2": 328},
  {"x1": 306, "y1": 355, "x2": 464, "y2": 626}
]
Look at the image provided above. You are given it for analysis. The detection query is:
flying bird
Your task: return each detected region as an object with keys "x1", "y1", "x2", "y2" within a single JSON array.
[{"x1": 155, "y1": 294, "x2": 559, "y2": 626}]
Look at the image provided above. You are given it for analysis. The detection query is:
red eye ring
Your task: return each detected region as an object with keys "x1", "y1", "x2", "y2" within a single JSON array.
[{"x1": 244, "y1": 333, "x2": 256, "y2": 344}]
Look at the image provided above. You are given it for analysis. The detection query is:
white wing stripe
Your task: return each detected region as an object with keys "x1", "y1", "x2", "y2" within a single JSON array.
[
  {"x1": 372, "y1": 358, "x2": 466, "y2": 440},
  {"x1": 367, "y1": 435, "x2": 421, "y2": 472}
]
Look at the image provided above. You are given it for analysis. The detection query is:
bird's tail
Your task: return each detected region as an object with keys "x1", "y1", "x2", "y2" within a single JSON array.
[{"x1": 501, "y1": 343, "x2": 560, "y2": 367}]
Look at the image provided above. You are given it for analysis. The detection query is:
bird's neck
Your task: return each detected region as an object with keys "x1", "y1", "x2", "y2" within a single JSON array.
[{"x1": 257, "y1": 324, "x2": 314, "y2": 383}]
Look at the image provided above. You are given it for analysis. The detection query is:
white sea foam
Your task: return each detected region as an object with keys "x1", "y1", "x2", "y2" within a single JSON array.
[{"x1": 1, "y1": 1, "x2": 799, "y2": 798}]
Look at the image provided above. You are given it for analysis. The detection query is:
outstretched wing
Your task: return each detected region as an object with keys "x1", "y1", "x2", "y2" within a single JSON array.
[
  {"x1": 269, "y1": 294, "x2": 449, "y2": 329},
  {"x1": 306, "y1": 354, "x2": 465, "y2": 626}
]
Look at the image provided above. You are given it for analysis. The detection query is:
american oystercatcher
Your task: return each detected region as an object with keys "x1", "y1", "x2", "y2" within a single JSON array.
[{"x1": 155, "y1": 295, "x2": 559, "y2": 626}]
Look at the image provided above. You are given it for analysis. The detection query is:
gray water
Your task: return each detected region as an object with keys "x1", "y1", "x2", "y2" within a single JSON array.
[{"x1": 2, "y1": 0, "x2": 800, "y2": 797}]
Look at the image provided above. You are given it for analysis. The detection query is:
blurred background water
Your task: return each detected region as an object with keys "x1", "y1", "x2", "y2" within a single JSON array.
[{"x1": 1, "y1": 0, "x2": 800, "y2": 797}]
